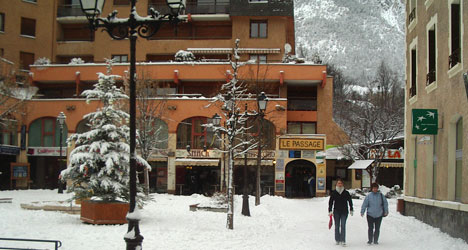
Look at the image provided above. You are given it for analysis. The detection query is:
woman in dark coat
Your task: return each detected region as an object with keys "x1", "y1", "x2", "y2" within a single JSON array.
[{"x1": 328, "y1": 178, "x2": 354, "y2": 246}]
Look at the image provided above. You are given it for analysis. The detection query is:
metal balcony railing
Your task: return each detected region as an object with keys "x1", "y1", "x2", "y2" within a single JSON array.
[
  {"x1": 426, "y1": 70, "x2": 436, "y2": 85},
  {"x1": 408, "y1": 8, "x2": 416, "y2": 23},
  {"x1": 449, "y1": 48, "x2": 461, "y2": 69},
  {"x1": 149, "y1": 2, "x2": 231, "y2": 15},
  {"x1": 57, "y1": 4, "x2": 85, "y2": 17},
  {"x1": 287, "y1": 99, "x2": 317, "y2": 111}
]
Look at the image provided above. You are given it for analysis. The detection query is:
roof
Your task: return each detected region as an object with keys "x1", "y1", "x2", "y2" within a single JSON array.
[{"x1": 347, "y1": 160, "x2": 374, "y2": 169}]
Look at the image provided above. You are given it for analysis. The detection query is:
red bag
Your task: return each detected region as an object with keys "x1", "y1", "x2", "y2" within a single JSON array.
[{"x1": 328, "y1": 214, "x2": 333, "y2": 229}]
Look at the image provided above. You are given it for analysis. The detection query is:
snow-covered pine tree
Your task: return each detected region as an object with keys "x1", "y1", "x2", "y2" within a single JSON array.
[{"x1": 61, "y1": 62, "x2": 150, "y2": 204}]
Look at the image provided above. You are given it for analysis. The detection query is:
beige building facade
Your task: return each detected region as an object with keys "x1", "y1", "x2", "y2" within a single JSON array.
[{"x1": 404, "y1": 0, "x2": 468, "y2": 242}]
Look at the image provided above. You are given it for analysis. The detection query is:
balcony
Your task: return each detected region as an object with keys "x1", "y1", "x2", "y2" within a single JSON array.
[
  {"x1": 57, "y1": 4, "x2": 85, "y2": 17},
  {"x1": 287, "y1": 99, "x2": 317, "y2": 111},
  {"x1": 408, "y1": 8, "x2": 416, "y2": 23},
  {"x1": 149, "y1": 1, "x2": 231, "y2": 15},
  {"x1": 426, "y1": 70, "x2": 436, "y2": 86},
  {"x1": 449, "y1": 48, "x2": 461, "y2": 69}
]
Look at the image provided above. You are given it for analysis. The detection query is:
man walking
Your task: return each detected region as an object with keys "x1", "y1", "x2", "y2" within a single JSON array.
[{"x1": 361, "y1": 182, "x2": 389, "y2": 245}]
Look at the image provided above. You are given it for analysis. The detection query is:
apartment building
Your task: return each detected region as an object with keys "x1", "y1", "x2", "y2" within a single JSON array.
[
  {"x1": 0, "y1": 0, "x2": 348, "y2": 198},
  {"x1": 404, "y1": 0, "x2": 468, "y2": 241}
]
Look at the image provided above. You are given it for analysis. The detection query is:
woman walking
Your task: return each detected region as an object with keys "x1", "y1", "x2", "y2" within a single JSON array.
[
  {"x1": 328, "y1": 178, "x2": 354, "y2": 246},
  {"x1": 360, "y1": 182, "x2": 389, "y2": 245}
]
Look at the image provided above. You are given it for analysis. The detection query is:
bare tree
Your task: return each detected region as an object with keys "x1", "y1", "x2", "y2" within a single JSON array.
[
  {"x1": 207, "y1": 39, "x2": 259, "y2": 229},
  {"x1": 135, "y1": 76, "x2": 168, "y2": 194},
  {"x1": 336, "y1": 60, "x2": 404, "y2": 183},
  {"x1": 0, "y1": 57, "x2": 37, "y2": 126}
]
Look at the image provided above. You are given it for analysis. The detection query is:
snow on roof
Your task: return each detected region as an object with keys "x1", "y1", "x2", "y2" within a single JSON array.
[
  {"x1": 324, "y1": 147, "x2": 348, "y2": 160},
  {"x1": 348, "y1": 160, "x2": 374, "y2": 169}
]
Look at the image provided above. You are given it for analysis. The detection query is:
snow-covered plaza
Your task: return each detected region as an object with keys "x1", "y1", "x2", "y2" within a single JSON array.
[{"x1": 0, "y1": 190, "x2": 467, "y2": 250}]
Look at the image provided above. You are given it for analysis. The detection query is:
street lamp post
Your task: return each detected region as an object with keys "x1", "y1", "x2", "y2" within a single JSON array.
[
  {"x1": 57, "y1": 112, "x2": 66, "y2": 194},
  {"x1": 78, "y1": 1, "x2": 184, "y2": 249},
  {"x1": 255, "y1": 92, "x2": 268, "y2": 206}
]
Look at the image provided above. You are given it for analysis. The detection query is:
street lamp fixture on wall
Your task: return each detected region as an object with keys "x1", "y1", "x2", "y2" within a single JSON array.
[
  {"x1": 78, "y1": 0, "x2": 183, "y2": 249},
  {"x1": 57, "y1": 112, "x2": 66, "y2": 194},
  {"x1": 257, "y1": 92, "x2": 268, "y2": 112}
]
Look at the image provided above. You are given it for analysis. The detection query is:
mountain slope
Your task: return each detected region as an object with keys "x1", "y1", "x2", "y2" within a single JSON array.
[{"x1": 294, "y1": 0, "x2": 405, "y2": 80}]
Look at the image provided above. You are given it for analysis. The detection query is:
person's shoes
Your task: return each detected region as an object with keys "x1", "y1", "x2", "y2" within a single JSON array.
[
  {"x1": 341, "y1": 242, "x2": 347, "y2": 247},
  {"x1": 374, "y1": 242, "x2": 379, "y2": 245},
  {"x1": 367, "y1": 241, "x2": 372, "y2": 245},
  {"x1": 336, "y1": 241, "x2": 340, "y2": 245}
]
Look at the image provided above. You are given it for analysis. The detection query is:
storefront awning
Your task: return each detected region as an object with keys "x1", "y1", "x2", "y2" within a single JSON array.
[
  {"x1": 379, "y1": 162, "x2": 404, "y2": 168},
  {"x1": 348, "y1": 160, "x2": 374, "y2": 169},
  {"x1": 234, "y1": 159, "x2": 274, "y2": 166},
  {"x1": 175, "y1": 159, "x2": 219, "y2": 166}
]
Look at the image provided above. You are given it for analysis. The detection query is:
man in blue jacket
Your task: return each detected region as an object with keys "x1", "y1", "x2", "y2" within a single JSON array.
[{"x1": 360, "y1": 182, "x2": 389, "y2": 245}]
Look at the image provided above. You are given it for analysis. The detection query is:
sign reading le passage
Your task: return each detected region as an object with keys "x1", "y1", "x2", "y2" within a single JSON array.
[{"x1": 279, "y1": 138, "x2": 324, "y2": 150}]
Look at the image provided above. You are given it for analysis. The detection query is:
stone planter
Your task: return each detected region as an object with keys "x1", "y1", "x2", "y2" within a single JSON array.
[{"x1": 80, "y1": 200, "x2": 129, "y2": 224}]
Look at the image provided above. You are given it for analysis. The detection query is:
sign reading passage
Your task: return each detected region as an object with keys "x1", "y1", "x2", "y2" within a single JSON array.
[
  {"x1": 279, "y1": 138, "x2": 324, "y2": 150},
  {"x1": 412, "y1": 109, "x2": 438, "y2": 135}
]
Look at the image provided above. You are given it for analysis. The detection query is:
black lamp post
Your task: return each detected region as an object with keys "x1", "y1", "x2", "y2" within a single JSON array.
[
  {"x1": 78, "y1": 1, "x2": 183, "y2": 249},
  {"x1": 57, "y1": 112, "x2": 66, "y2": 194},
  {"x1": 255, "y1": 92, "x2": 268, "y2": 206}
]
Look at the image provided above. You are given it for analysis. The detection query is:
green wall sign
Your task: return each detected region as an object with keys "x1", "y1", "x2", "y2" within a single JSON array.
[{"x1": 412, "y1": 109, "x2": 438, "y2": 134}]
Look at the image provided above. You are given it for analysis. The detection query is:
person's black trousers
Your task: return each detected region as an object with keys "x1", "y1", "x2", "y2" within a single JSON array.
[{"x1": 366, "y1": 215, "x2": 383, "y2": 243}]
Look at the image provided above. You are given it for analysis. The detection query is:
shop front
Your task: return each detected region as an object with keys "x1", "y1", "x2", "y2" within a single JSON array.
[
  {"x1": 27, "y1": 147, "x2": 67, "y2": 189},
  {"x1": 0, "y1": 145, "x2": 21, "y2": 190},
  {"x1": 233, "y1": 150, "x2": 275, "y2": 196},
  {"x1": 274, "y1": 136, "x2": 327, "y2": 197},
  {"x1": 173, "y1": 149, "x2": 221, "y2": 195}
]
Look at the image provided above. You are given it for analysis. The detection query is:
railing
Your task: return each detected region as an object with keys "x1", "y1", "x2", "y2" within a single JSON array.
[
  {"x1": 0, "y1": 237, "x2": 62, "y2": 250},
  {"x1": 449, "y1": 48, "x2": 460, "y2": 69},
  {"x1": 57, "y1": 4, "x2": 85, "y2": 17},
  {"x1": 408, "y1": 8, "x2": 416, "y2": 23},
  {"x1": 409, "y1": 86, "x2": 416, "y2": 98},
  {"x1": 426, "y1": 70, "x2": 436, "y2": 85},
  {"x1": 287, "y1": 99, "x2": 317, "y2": 111},
  {"x1": 149, "y1": 2, "x2": 231, "y2": 15}
]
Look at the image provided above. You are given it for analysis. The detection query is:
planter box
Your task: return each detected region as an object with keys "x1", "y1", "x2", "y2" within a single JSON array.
[{"x1": 81, "y1": 200, "x2": 129, "y2": 224}]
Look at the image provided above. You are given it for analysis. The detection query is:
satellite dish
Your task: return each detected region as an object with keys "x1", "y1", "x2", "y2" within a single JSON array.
[{"x1": 284, "y1": 43, "x2": 292, "y2": 54}]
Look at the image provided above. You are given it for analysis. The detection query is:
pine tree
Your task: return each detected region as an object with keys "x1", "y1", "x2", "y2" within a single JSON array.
[{"x1": 61, "y1": 62, "x2": 150, "y2": 204}]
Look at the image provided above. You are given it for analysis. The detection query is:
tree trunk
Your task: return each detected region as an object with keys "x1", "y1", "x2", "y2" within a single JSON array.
[
  {"x1": 144, "y1": 168, "x2": 150, "y2": 195},
  {"x1": 227, "y1": 150, "x2": 234, "y2": 229},
  {"x1": 242, "y1": 139, "x2": 250, "y2": 216}
]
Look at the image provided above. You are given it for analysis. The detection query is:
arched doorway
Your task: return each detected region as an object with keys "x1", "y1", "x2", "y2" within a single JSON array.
[{"x1": 285, "y1": 159, "x2": 316, "y2": 198}]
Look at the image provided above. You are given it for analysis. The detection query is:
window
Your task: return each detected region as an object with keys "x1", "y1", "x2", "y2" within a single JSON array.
[
  {"x1": 250, "y1": 20, "x2": 267, "y2": 38},
  {"x1": 287, "y1": 122, "x2": 316, "y2": 134},
  {"x1": 249, "y1": 54, "x2": 267, "y2": 63},
  {"x1": 449, "y1": 1, "x2": 461, "y2": 69},
  {"x1": 426, "y1": 17, "x2": 436, "y2": 86},
  {"x1": 247, "y1": 118, "x2": 276, "y2": 150},
  {"x1": 20, "y1": 17, "x2": 36, "y2": 37},
  {"x1": 455, "y1": 118, "x2": 463, "y2": 201},
  {"x1": 177, "y1": 117, "x2": 219, "y2": 149},
  {"x1": 114, "y1": 0, "x2": 130, "y2": 5},
  {"x1": 20, "y1": 51, "x2": 34, "y2": 70},
  {"x1": 0, "y1": 119, "x2": 17, "y2": 146},
  {"x1": 112, "y1": 54, "x2": 128, "y2": 63},
  {"x1": 287, "y1": 85, "x2": 317, "y2": 111},
  {"x1": 409, "y1": 42, "x2": 417, "y2": 98},
  {"x1": 0, "y1": 13, "x2": 4, "y2": 32},
  {"x1": 28, "y1": 118, "x2": 68, "y2": 147}
]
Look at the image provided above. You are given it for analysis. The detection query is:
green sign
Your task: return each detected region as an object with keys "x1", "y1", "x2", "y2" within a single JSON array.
[{"x1": 412, "y1": 109, "x2": 438, "y2": 134}]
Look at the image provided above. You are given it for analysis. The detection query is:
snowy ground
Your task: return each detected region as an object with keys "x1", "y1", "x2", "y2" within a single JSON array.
[{"x1": 1, "y1": 190, "x2": 467, "y2": 250}]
